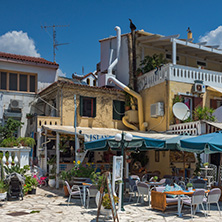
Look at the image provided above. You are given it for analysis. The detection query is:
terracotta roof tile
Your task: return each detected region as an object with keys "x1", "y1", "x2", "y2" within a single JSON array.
[{"x1": 0, "y1": 51, "x2": 59, "y2": 66}]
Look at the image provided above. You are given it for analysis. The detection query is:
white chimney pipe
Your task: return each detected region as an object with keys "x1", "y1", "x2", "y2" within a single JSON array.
[{"x1": 108, "y1": 26, "x2": 121, "y2": 75}]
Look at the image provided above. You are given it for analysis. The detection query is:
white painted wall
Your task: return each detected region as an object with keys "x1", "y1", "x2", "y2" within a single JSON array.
[
  {"x1": 0, "y1": 61, "x2": 58, "y2": 92},
  {"x1": 0, "y1": 60, "x2": 58, "y2": 137},
  {"x1": 82, "y1": 74, "x2": 97, "y2": 86},
  {"x1": 100, "y1": 35, "x2": 129, "y2": 86}
]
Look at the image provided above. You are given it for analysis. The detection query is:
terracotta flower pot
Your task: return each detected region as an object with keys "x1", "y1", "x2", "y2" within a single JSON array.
[{"x1": 63, "y1": 185, "x2": 69, "y2": 197}]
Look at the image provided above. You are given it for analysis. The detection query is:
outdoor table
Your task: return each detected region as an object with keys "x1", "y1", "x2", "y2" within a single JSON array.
[
  {"x1": 145, "y1": 181, "x2": 164, "y2": 205},
  {"x1": 82, "y1": 182, "x2": 92, "y2": 207},
  {"x1": 164, "y1": 189, "x2": 210, "y2": 217}
]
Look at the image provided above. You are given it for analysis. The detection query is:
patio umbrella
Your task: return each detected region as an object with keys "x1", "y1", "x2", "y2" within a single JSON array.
[
  {"x1": 180, "y1": 131, "x2": 222, "y2": 154},
  {"x1": 84, "y1": 135, "x2": 165, "y2": 151}
]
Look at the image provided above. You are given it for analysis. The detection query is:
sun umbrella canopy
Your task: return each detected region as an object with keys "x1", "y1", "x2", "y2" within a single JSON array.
[
  {"x1": 165, "y1": 135, "x2": 196, "y2": 150},
  {"x1": 180, "y1": 131, "x2": 222, "y2": 154},
  {"x1": 84, "y1": 135, "x2": 165, "y2": 151}
]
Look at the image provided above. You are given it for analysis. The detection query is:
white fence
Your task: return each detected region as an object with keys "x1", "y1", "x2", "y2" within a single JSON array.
[
  {"x1": 138, "y1": 63, "x2": 222, "y2": 91},
  {"x1": 0, "y1": 147, "x2": 31, "y2": 168}
]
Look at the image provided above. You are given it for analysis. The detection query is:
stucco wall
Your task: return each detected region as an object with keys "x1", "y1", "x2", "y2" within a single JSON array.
[
  {"x1": 61, "y1": 85, "x2": 127, "y2": 130},
  {"x1": 141, "y1": 82, "x2": 168, "y2": 131}
]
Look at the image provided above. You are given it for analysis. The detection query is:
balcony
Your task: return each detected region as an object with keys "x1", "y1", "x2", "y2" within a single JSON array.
[
  {"x1": 137, "y1": 63, "x2": 222, "y2": 92},
  {"x1": 37, "y1": 116, "x2": 61, "y2": 129}
]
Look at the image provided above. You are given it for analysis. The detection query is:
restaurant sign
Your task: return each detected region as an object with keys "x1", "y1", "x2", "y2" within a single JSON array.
[{"x1": 84, "y1": 134, "x2": 111, "y2": 142}]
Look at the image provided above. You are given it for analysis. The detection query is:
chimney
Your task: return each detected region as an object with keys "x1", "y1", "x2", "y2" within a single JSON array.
[{"x1": 187, "y1": 27, "x2": 192, "y2": 39}]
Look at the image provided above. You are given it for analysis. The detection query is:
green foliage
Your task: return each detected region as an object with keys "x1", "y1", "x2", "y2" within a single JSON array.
[
  {"x1": 172, "y1": 95, "x2": 183, "y2": 105},
  {"x1": 0, "y1": 137, "x2": 19, "y2": 147},
  {"x1": 0, "y1": 180, "x2": 8, "y2": 193},
  {"x1": 194, "y1": 154, "x2": 202, "y2": 176},
  {"x1": 60, "y1": 170, "x2": 72, "y2": 183},
  {"x1": 194, "y1": 106, "x2": 216, "y2": 122},
  {"x1": 138, "y1": 53, "x2": 167, "y2": 74},
  {"x1": 0, "y1": 118, "x2": 23, "y2": 140},
  {"x1": 0, "y1": 137, "x2": 35, "y2": 148},
  {"x1": 17, "y1": 137, "x2": 35, "y2": 147},
  {"x1": 153, "y1": 176, "x2": 158, "y2": 181},
  {"x1": 47, "y1": 156, "x2": 56, "y2": 165},
  {"x1": 90, "y1": 172, "x2": 108, "y2": 193},
  {"x1": 4, "y1": 164, "x2": 30, "y2": 175},
  {"x1": 186, "y1": 182, "x2": 193, "y2": 188},
  {"x1": 23, "y1": 175, "x2": 38, "y2": 193},
  {"x1": 102, "y1": 193, "x2": 119, "y2": 209},
  {"x1": 203, "y1": 162, "x2": 209, "y2": 167},
  {"x1": 71, "y1": 161, "x2": 94, "y2": 178}
]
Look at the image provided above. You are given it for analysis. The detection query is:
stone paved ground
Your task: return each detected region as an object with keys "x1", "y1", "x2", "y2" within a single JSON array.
[{"x1": 0, "y1": 187, "x2": 222, "y2": 222}]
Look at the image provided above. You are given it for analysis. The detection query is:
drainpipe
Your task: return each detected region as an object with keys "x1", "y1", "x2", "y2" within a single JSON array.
[
  {"x1": 108, "y1": 76, "x2": 147, "y2": 131},
  {"x1": 108, "y1": 26, "x2": 121, "y2": 75}
]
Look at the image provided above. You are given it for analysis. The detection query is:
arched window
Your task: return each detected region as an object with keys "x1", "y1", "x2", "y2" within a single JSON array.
[{"x1": 87, "y1": 78, "x2": 90, "y2": 85}]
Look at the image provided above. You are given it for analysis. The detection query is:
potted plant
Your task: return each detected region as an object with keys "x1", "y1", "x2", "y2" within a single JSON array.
[
  {"x1": 48, "y1": 165, "x2": 56, "y2": 188},
  {"x1": 187, "y1": 182, "x2": 193, "y2": 191},
  {"x1": 23, "y1": 176, "x2": 38, "y2": 195},
  {"x1": 0, "y1": 180, "x2": 8, "y2": 201},
  {"x1": 91, "y1": 172, "x2": 118, "y2": 217},
  {"x1": 204, "y1": 162, "x2": 209, "y2": 168},
  {"x1": 26, "y1": 113, "x2": 34, "y2": 119},
  {"x1": 60, "y1": 170, "x2": 72, "y2": 197},
  {"x1": 153, "y1": 176, "x2": 158, "y2": 182}
]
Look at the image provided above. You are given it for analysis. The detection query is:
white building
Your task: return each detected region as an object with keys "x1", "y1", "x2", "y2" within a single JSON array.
[{"x1": 0, "y1": 52, "x2": 59, "y2": 137}]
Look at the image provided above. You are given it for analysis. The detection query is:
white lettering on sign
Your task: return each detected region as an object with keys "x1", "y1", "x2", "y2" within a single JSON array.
[{"x1": 84, "y1": 134, "x2": 110, "y2": 142}]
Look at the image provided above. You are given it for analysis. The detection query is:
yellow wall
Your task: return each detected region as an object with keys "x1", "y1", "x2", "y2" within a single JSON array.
[
  {"x1": 141, "y1": 82, "x2": 168, "y2": 131},
  {"x1": 61, "y1": 85, "x2": 127, "y2": 130}
]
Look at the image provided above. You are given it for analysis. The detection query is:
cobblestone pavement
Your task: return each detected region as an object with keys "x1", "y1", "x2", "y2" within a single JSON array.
[{"x1": 0, "y1": 187, "x2": 222, "y2": 222}]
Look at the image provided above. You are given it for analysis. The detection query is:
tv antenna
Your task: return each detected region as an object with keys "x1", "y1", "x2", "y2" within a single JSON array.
[{"x1": 41, "y1": 24, "x2": 69, "y2": 62}]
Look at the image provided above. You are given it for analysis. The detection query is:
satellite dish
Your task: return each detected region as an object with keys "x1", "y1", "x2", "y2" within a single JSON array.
[{"x1": 173, "y1": 102, "x2": 190, "y2": 121}]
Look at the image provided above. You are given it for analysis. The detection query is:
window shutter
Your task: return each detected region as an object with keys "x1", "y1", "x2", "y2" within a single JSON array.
[
  {"x1": 193, "y1": 97, "x2": 203, "y2": 109},
  {"x1": 79, "y1": 96, "x2": 83, "y2": 116},
  {"x1": 210, "y1": 99, "x2": 218, "y2": 109},
  {"x1": 93, "y1": 98, "x2": 96, "y2": 117},
  {"x1": 113, "y1": 100, "x2": 125, "y2": 120}
]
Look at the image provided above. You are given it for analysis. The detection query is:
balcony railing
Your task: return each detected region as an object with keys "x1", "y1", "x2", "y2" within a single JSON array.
[
  {"x1": 138, "y1": 63, "x2": 222, "y2": 91},
  {"x1": 37, "y1": 116, "x2": 61, "y2": 129}
]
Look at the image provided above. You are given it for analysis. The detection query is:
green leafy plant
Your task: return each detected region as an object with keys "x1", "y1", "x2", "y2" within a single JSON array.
[
  {"x1": 60, "y1": 170, "x2": 72, "y2": 184},
  {"x1": 0, "y1": 180, "x2": 8, "y2": 193},
  {"x1": 194, "y1": 154, "x2": 202, "y2": 176},
  {"x1": 23, "y1": 175, "x2": 38, "y2": 193},
  {"x1": 71, "y1": 161, "x2": 94, "y2": 178},
  {"x1": 138, "y1": 53, "x2": 167, "y2": 74},
  {"x1": 172, "y1": 94, "x2": 183, "y2": 105},
  {"x1": 194, "y1": 106, "x2": 215, "y2": 122},
  {"x1": 0, "y1": 137, "x2": 19, "y2": 147},
  {"x1": 26, "y1": 113, "x2": 34, "y2": 119},
  {"x1": 4, "y1": 164, "x2": 30, "y2": 175},
  {"x1": 186, "y1": 183, "x2": 193, "y2": 188},
  {"x1": 153, "y1": 176, "x2": 158, "y2": 181},
  {"x1": 203, "y1": 162, "x2": 209, "y2": 167},
  {"x1": 17, "y1": 137, "x2": 35, "y2": 147},
  {"x1": 90, "y1": 172, "x2": 108, "y2": 193},
  {"x1": 0, "y1": 118, "x2": 23, "y2": 140},
  {"x1": 102, "y1": 193, "x2": 119, "y2": 209}
]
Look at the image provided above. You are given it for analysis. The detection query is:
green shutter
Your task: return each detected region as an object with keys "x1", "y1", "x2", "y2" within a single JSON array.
[
  {"x1": 79, "y1": 96, "x2": 83, "y2": 116},
  {"x1": 93, "y1": 98, "x2": 96, "y2": 117}
]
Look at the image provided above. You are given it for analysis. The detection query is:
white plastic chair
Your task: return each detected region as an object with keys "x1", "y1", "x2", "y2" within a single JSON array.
[
  {"x1": 203, "y1": 188, "x2": 221, "y2": 217},
  {"x1": 180, "y1": 189, "x2": 206, "y2": 219},
  {"x1": 65, "y1": 181, "x2": 83, "y2": 206},
  {"x1": 136, "y1": 181, "x2": 150, "y2": 205},
  {"x1": 86, "y1": 184, "x2": 98, "y2": 208}
]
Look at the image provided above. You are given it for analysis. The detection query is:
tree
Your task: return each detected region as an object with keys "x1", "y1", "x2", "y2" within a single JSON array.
[{"x1": 0, "y1": 118, "x2": 24, "y2": 141}]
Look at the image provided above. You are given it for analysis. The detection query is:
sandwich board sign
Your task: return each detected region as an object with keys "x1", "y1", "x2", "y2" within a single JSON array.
[{"x1": 96, "y1": 172, "x2": 119, "y2": 222}]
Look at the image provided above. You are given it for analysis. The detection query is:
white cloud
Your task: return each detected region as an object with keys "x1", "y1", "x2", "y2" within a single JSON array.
[
  {"x1": 199, "y1": 26, "x2": 222, "y2": 49},
  {"x1": 0, "y1": 31, "x2": 40, "y2": 57},
  {"x1": 57, "y1": 68, "x2": 66, "y2": 77}
]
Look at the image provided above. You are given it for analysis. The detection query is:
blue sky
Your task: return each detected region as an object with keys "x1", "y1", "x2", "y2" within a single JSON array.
[{"x1": 1, "y1": 0, "x2": 222, "y2": 78}]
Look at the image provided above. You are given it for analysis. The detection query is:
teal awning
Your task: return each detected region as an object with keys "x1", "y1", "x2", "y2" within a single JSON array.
[
  {"x1": 180, "y1": 131, "x2": 222, "y2": 154},
  {"x1": 84, "y1": 135, "x2": 165, "y2": 151}
]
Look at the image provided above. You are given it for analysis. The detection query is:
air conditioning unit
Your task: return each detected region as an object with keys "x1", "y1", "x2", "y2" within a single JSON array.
[
  {"x1": 150, "y1": 102, "x2": 164, "y2": 118},
  {"x1": 193, "y1": 81, "x2": 205, "y2": 94},
  {"x1": 10, "y1": 99, "x2": 23, "y2": 109}
]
